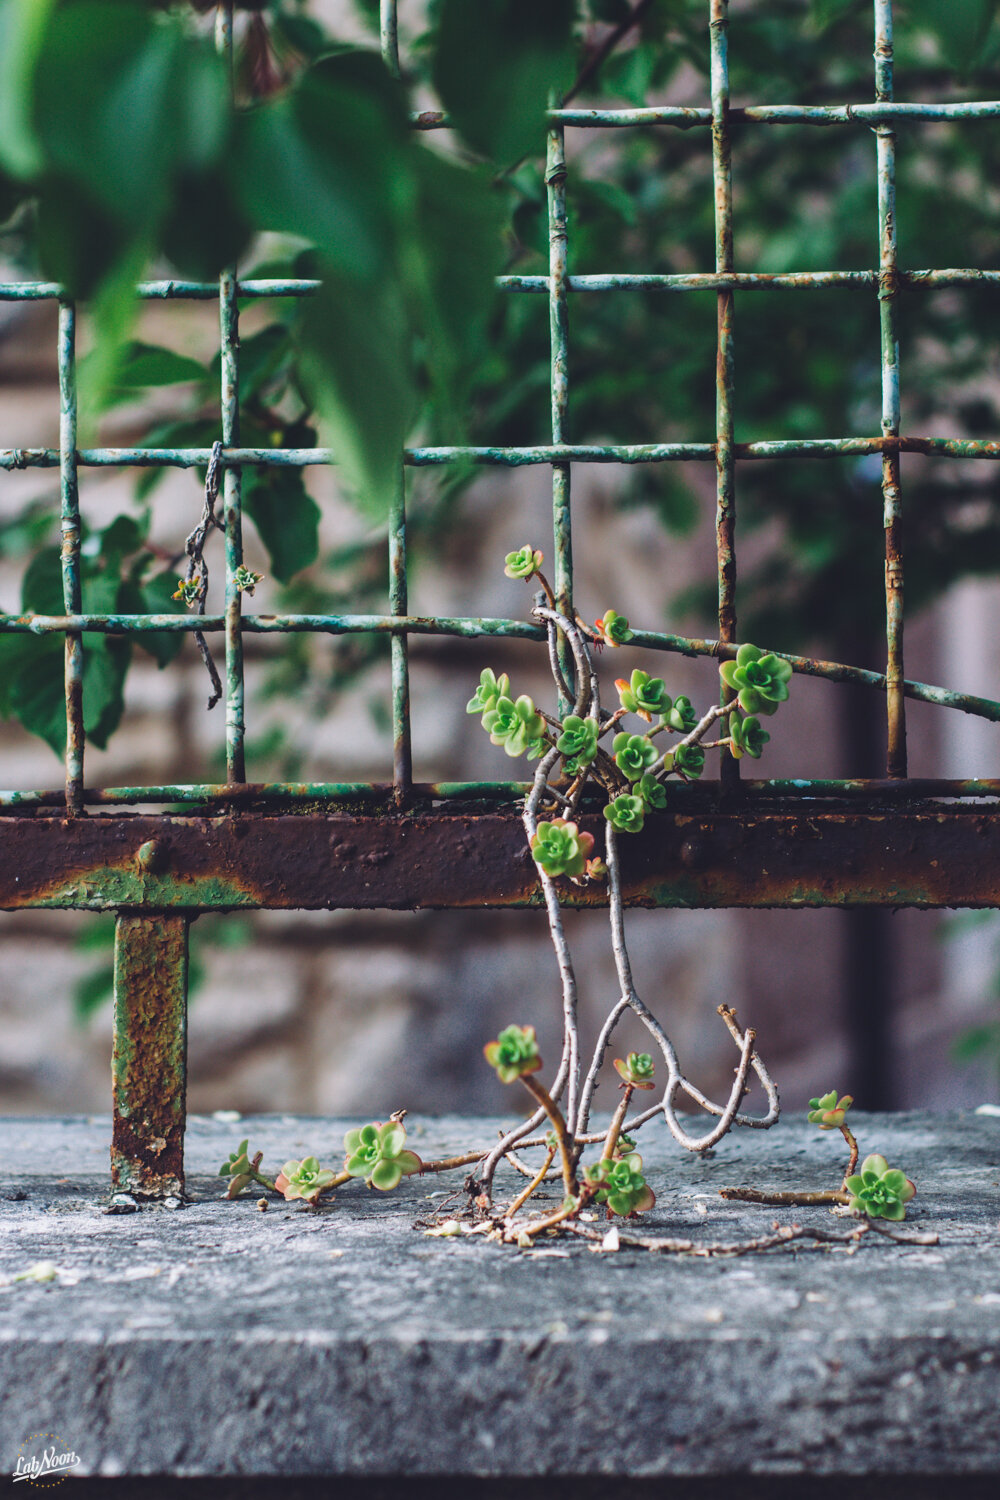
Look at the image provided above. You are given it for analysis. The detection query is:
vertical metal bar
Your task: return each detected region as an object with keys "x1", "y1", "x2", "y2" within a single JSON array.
[
  {"x1": 58, "y1": 300, "x2": 84, "y2": 815},
  {"x1": 380, "y1": 0, "x2": 411, "y2": 800},
  {"x1": 389, "y1": 466, "x2": 412, "y2": 800},
  {"x1": 710, "y1": 0, "x2": 738, "y2": 787},
  {"x1": 111, "y1": 913, "x2": 189, "y2": 1199},
  {"x1": 380, "y1": 0, "x2": 400, "y2": 79},
  {"x1": 547, "y1": 119, "x2": 573, "y2": 708},
  {"x1": 875, "y1": 0, "x2": 906, "y2": 777},
  {"x1": 217, "y1": 3, "x2": 245, "y2": 783}
]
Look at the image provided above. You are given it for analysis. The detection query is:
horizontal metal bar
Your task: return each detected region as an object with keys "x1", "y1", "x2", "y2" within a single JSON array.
[
  {"x1": 497, "y1": 269, "x2": 1000, "y2": 293},
  {"x1": 0, "y1": 278, "x2": 323, "y2": 302},
  {"x1": 4, "y1": 778, "x2": 1000, "y2": 812},
  {"x1": 2, "y1": 613, "x2": 996, "y2": 722},
  {"x1": 415, "y1": 102, "x2": 1000, "y2": 130},
  {"x1": 4, "y1": 809, "x2": 1000, "y2": 909},
  {"x1": 1, "y1": 267, "x2": 995, "y2": 304},
  {"x1": 3, "y1": 435, "x2": 997, "y2": 473}
]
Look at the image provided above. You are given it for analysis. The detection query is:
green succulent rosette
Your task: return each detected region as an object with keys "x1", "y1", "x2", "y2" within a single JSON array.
[
  {"x1": 233, "y1": 565, "x2": 263, "y2": 596},
  {"x1": 219, "y1": 1139, "x2": 256, "y2": 1199},
  {"x1": 482, "y1": 693, "x2": 546, "y2": 757},
  {"x1": 665, "y1": 696, "x2": 697, "y2": 733},
  {"x1": 343, "y1": 1122, "x2": 422, "y2": 1192},
  {"x1": 530, "y1": 817, "x2": 595, "y2": 878},
  {"x1": 613, "y1": 1052, "x2": 656, "y2": 1090},
  {"x1": 172, "y1": 576, "x2": 202, "y2": 608},
  {"x1": 615, "y1": 670, "x2": 671, "y2": 720},
  {"x1": 484, "y1": 1024, "x2": 543, "y2": 1084},
  {"x1": 275, "y1": 1156, "x2": 338, "y2": 1204},
  {"x1": 636, "y1": 773, "x2": 666, "y2": 810},
  {"x1": 604, "y1": 793, "x2": 645, "y2": 833},
  {"x1": 720, "y1": 644, "x2": 793, "y2": 717},
  {"x1": 613, "y1": 732, "x2": 659, "y2": 781},
  {"x1": 584, "y1": 1153, "x2": 655, "y2": 1217},
  {"x1": 467, "y1": 668, "x2": 511, "y2": 717},
  {"x1": 728, "y1": 712, "x2": 769, "y2": 760},
  {"x1": 504, "y1": 545, "x2": 544, "y2": 580},
  {"x1": 807, "y1": 1090, "x2": 853, "y2": 1129},
  {"x1": 556, "y1": 714, "x2": 599, "y2": 772},
  {"x1": 662, "y1": 743, "x2": 705, "y2": 779},
  {"x1": 844, "y1": 1153, "x2": 916, "y2": 1221},
  {"x1": 594, "y1": 609, "x2": 634, "y2": 646}
]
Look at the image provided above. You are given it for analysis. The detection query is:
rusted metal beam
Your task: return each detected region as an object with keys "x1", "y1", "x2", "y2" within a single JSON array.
[
  {"x1": 111, "y1": 911, "x2": 189, "y2": 1199},
  {"x1": 1, "y1": 809, "x2": 999, "y2": 910}
]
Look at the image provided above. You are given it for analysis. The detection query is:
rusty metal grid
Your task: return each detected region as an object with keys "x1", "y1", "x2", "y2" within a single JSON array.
[
  {"x1": 2, "y1": 0, "x2": 999, "y2": 1197},
  {"x1": 0, "y1": 0, "x2": 999, "y2": 823}
]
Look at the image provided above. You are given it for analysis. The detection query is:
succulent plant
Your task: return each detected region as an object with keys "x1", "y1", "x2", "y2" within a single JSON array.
[
  {"x1": 530, "y1": 818, "x2": 595, "y2": 878},
  {"x1": 614, "y1": 1052, "x2": 656, "y2": 1090},
  {"x1": 467, "y1": 667, "x2": 511, "y2": 717},
  {"x1": 665, "y1": 696, "x2": 697, "y2": 733},
  {"x1": 484, "y1": 1024, "x2": 543, "y2": 1083},
  {"x1": 594, "y1": 609, "x2": 634, "y2": 646},
  {"x1": 556, "y1": 714, "x2": 599, "y2": 772},
  {"x1": 172, "y1": 576, "x2": 202, "y2": 608},
  {"x1": 274, "y1": 1156, "x2": 338, "y2": 1204},
  {"x1": 720, "y1": 644, "x2": 793, "y2": 717},
  {"x1": 504, "y1": 545, "x2": 544, "y2": 580},
  {"x1": 603, "y1": 793, "x2": 645, "y2": 833},
  {"x1": 807, "y1": 1091, "x2": 854, "y2": 1129},
  {"x1": 615, "y1": 670, "x2": 671, "y2": 720},
  {"x1": 233, "y1": 565, "x2": 263, "y2": 595},
  {"x1": 343, "y1": 1122, "x2": 422, "y2": 1192},
  {"x1": 584, "y1": 1154, "x2": 655, "y2": 1217},
  {"x1": 662, "y1": 743, "x2": 705, "y2": 779},
  {"x1": 482, "y1": 693, "x2": 546, "y2": 757},
  {"x1": 844, "y1": 1154, "x2": 916, "y2": 1221},
  {"x1": 728, "y1": 712, "x2": 769, "y2": 760},
  {"x1": 613, "y1": 732, "x2": 659, "y2": 781},
  {"x1": 636, "y1": 773, "x2": 666, "y2": 810},
  {"x1": 218, "y1": 1139, "x2": 257, "y2": 1199},
  {"x1": 585, "y1": 855, "x2": 608, "y2": 882}
]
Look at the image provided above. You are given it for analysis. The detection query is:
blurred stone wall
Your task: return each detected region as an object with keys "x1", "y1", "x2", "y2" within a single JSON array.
[{"x1": 2, "y1": 262, "x2": 999, "y2": 1130}]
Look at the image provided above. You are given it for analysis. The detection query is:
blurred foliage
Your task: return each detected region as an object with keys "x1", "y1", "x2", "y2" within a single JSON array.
[{"x1": 0, "y1": 0, "x2": 998, "y2": 772}]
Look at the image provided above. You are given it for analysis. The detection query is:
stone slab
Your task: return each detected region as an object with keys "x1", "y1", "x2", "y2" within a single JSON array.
[{"x1": 0, "y1": 1111, "x2": 998, "y2": 1482}]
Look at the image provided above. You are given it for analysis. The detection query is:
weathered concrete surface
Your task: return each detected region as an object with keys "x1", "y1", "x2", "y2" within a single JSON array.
[{"x1": 0, "y1": 1112, "x2": 998, "y2": 1482}]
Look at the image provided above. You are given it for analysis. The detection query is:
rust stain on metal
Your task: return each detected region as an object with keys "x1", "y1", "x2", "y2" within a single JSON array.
[
  {"x1": 2, "y1": 809, "x2": 1000, "y2": 911},
  {"x1": 111, "y1": 914, "x2": 189, "y2": 1198}
]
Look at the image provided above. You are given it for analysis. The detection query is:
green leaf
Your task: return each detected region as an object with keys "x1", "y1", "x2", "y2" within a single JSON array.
[
  {"x1": 111, "y1": 342, "x2": 205, "y2": 390},
  {"x1": 119, "y1": 571, "x2": 185, "y2": 669},
  {"x1": 908, "y1": 0, "x2": 996, "y2": 70},
  {"x1": 0, "y1": 0, "x2": 57, "y2": 177},
  {"x1": 232, "y1": 52, "x2": 408, "y2": 283},
  {"x1": 242, "y1": 466, "x2": 320, "y2": 584},
  {"x1": 432, "y1": 0, "x2": 575, "y2": 163},
  {"x1": 298, "y1": 272, "x2": 414, "y2": 516},
  {"x1": 73, "y1": 964, "x2": 114, "y2": 1021}
]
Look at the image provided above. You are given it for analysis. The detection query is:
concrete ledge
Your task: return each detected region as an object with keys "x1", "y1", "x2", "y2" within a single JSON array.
[{"x1": 1, "y1": 1112, "x2": 998, "y2": 1483}]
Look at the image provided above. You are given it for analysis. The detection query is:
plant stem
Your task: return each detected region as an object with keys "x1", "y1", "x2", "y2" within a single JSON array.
[
  {"x1": 840, "y1": 1123, "x2": 859, "y2": 1186},
  {"x1": 506, "y1": 1146, "x2": 557, "y2": 1221},
  {"x1": 418, "y1": 1150, "x2": 490, "y2": 1174},
  {"x1": 719, "y1": 1187, "x2": 849, "y2": 1206},
  {"x1": 521, "y1": 1074, "x2": 579, "y2": 1197},
  {"x1": 505, "y1": 1194, "x2": 583, "y2": 1243},
  {"x1": 601, "y1": 1084, "x2": 634, "y2": 1161}
]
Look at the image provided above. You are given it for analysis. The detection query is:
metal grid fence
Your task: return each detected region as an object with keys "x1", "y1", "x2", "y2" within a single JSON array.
[{"x1": 3, "y1": 0, "x2": 1000, "y2": 818}]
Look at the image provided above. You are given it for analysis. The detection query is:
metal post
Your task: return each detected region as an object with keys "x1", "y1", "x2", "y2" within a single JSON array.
[
  {"x1": 547, "y1": 117, "x2": 573, "y2": 709},
  {"x1": 111, "y1": 913, "x2": 190, "y2": 1198},
  {"x1": 710, "y1": 0, "x2": 739, "y2": 789},
  {"x1": 875, "y1": 0, "x2": 906, "y2": 778},
  {"x1": 58, "y1": 300, "x2": 83, "y2": 815}
]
